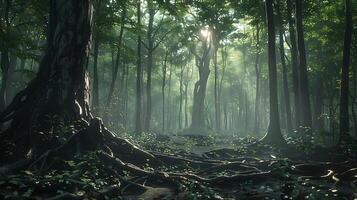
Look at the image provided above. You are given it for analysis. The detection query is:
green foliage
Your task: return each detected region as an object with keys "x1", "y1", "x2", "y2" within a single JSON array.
[{"x1": 0, "y1": 152, "x2": 121, "y2": 199}]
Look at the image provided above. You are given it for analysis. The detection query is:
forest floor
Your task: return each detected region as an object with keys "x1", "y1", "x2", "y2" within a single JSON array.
[{"x1": 1, "y1": 131, "x2": 357, "y2": 200}]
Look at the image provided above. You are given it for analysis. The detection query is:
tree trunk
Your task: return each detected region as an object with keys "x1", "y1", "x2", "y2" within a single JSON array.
[
  {"x1": 218, "y1": 45, "x2": 227, "y2": 131},
  {"x1": 179, "y1": 64, "x2": 184, "y2": 129},
  {"x1": 278, "y1": 11, "x2": 293, "y2": 133},
  {"x1": 20, "y1": 58, "x2": 26, "y2": 69},
  {"x1": 92, "y1": 38, "x2": 100, "y2": 112},
  {"x1": 107, "y1": 6, "x2": 126, "y2": 107},
  {"x1": 167, "y1": 63, "x2": 172, "y2": 131},
  {"x1": 0, "y1": 0, "x2": 11, "y2": 112},
  {"x1": 313, "y1": 79, "x2": 324, "y2": 131},
  {"x1": 339, "y1": 0, "x2": 352, "y2": 144},
  {"x1": 6, "y1": 53, "x2": 16, "y2": 104},
  {"x1": 124, "y1": 62, "x2": 129, "y2": 129},
  {"x1": 162, "y1": 52, "x2": 168, "y2": 132},
  {"x1": 254, "y1": 24, "x2": 261, "y2": 134},
  {"x1": 0, "y1": 51, "x2": 9, "y2": 112},
  {"x1": 191, "y1": 40, "x2": 211, "y2": 129},
  {"x1": 352, "y1": 44, "x2": 357, "y2": 137},
  {"x1": 295, "y1": 0, "x2": 312, "y2": 128},
  {"x1": 135, "y1": 0, "x2": 143, "y2": 134},
  {"x1": 286, "y1": 0, "x2": 301, "y2": 129},
  {"x1": 0, "y1": 0, "x2": 92, "y2": 161},
  {"x1": 223, "y1": 100, "x2": 228, "y2": 130},
  {"x1": 262, "y1": 0, "x2": 285, "y2": 145},
  {"x1": 144, "y1": 0, "x2": 155, "y2": 131},
  {"x1": 214, "y1": 43, "x2": 220, "y2": 131},
  {"x1": 184, "y1": 81, "x2": 188, "y2": 128}
]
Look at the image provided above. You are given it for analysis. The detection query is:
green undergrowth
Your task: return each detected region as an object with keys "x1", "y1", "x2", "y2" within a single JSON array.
[{"x1": 0, "y1": 152, "x2": 122, "y2": 200}]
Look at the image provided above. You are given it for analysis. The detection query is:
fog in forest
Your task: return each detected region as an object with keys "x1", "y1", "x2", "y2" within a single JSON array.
[{"x1": 0, "y1": 0, "x2": 356, "y2": 199}]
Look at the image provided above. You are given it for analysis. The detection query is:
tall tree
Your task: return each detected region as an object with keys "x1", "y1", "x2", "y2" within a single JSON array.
[
  {"x1": 107, "y1": 4, "x2": 126, "y2": 107},
  {"x1": 286, "y1": 0, "x2": 301, "y2": 128},
  {"x1": 190, "y1": 30, "x2": 212, "y2": 129},
  {"x1": 0, "y1": 0, "x2": 11, "y2": 112},
  {"x1": 144, "y1": 0, "x2": 155, "y2": 131},
  {"x1": 339, "y1": 0, "x2": 353, "y2": 144},
  {"x1": 278, "y1": 4, "x2": 293, "y2": 133},
  {"x1": 254, "y1": 24, "x2": 261, "y2": 134},
  {"x1": 135, "y1": 0, "x2": 143, "y2": 134},
  {"x1": 261, "y1": 0, "x2": 285, "y2": 145},
  {"x1": 161, "y1": 51, "x2": 168, "y2": 132},
  {"x1": 0, "y1": 0, "x2": 93, "y2": 160},
  {"x1": 179, "y1": 64, "x2": 184, "y2": 129},
  {"x1": 92, "y1": 38, "x2": 100, "y2": 111},
  {"x1": 295, "y1": 0, "x2": 312, "y2": 128},
  {"x1": 92, "y1": 0, "x2": 103, "y2": 112}
]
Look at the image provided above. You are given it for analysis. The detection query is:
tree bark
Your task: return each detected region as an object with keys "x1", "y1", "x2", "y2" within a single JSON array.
[
  {"x1": 0, "y1": 0, "x2": 92, "y2": 160},
  {"x1": 6, "y1": 53, "x2": 16, "y2": 104},
  {"x1": 135, "y1": 0, "x2": 143, "y2": 134},
  {"x1": 286, "y1": 0, "x2": 301, "y2": 129},
  {"x1": 261, "y1": 0, "x2": 285, "y2": 145},
  {"x1": 162, "y1": 51, "x2": 168, "y2": 132},
  {"x1": 278, "y1": 11, "x2": 293, "y2": 133},
  {"x1": 313, "y1": 78, "x2": 323, "y2": 131},
  {"x1": 179, "y1": 64, "x2": 184, "y2": 129},
  {"x1": 219, "y1": 45, "x2": 227, "y2": 131},
  {"x1": 144, "y1": 0, "x2": 155, "y2": 131},
  {"x1": 92, "y1": 0, "x2": 103, "y2": 112},
  {"x1": 254, "y1": 24, "x2": 261, "y2": 134},
  {"x1": 0, "y1": 0, "x2": 11, "y2": 112},
  {"x1": 167, "y1": 63, "x2": 172, "y2": 131},
  {"x1": 214, "y1": 42, "x2": 220, "y2": 131},
  {"x1": 339, "y1": 0, "x2": 352, "y2": 144},
  {"x1": 107, "y1": 5, "x2": 126, "y2": 107},
  {"x1": 92, "y1": 38, "x2": 100, "y2": 111},
  {"x1": 295, "y1": 0, "x2": 312, "y2": 128},
  {"x1": 184, "y1": 64, "x2": 194, "y2": 128},
  {"x1": 0, "y1": 51, "x2": 9, "y2": 112},
  {"x1": 190, "y1": 39, "x2": 211, "y2": 129},
  {"x1": 352, "y1": 44, "x2": 357, "y2": 137}
]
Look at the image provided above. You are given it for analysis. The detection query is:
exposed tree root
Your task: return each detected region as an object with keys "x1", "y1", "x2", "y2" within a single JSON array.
[
  {"x1": 2, "y1": 117, "x2": 357, "y2": 199},
  {"x1": 197, "y1": 161, "x2": 259, "y2": 175}
]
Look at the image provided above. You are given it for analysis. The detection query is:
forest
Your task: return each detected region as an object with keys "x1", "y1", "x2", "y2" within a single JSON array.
[{"x1": 0, "y1": 0, "x2": 356, "y2": 199}]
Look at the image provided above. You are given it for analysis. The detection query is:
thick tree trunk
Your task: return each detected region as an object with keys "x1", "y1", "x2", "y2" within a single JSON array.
[
  {"x1": 92, "y1": 39, "x2": 100, "y2": 111},
  {"x1": 295, "y1": 0, "x2": 312, "y2": 128},
  {"x1": 0, "y1": 0, "x2": 11, "y2": 112},
  {"x1": 191, "y1": 40, "x2": 211, "y2": 129},
  {"x1": 0, "y1": 0, "x2": 92, "y2": 161},
  {"x1": 262, "y1": 0, "x2": 285, "y2": 145},
  {"x1": 278, "y1": 13, "x2": 293, "y2": 133},
  {"x1": 135, "y1": 0, "x2": 143, "y2": 134},
  {"x1": 286, "y1": 0, "x2": 301, "y2": 129},
  {"x1": 339, "y1": 0, "x2": 352, "y2": 144}
]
